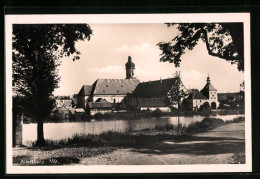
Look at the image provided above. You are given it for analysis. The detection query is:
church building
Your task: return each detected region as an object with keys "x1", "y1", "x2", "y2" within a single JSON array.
[
  {"x1": 76, "y1": 56, "x2": 219, "y2": 114},
  {"x1": 76, "y1": 56, "x2": 140, "y2": 114}
]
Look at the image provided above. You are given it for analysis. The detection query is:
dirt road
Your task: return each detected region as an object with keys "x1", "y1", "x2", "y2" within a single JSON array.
[{"x1": 82, "y1": 121, "x2": 245, "y2": 165}]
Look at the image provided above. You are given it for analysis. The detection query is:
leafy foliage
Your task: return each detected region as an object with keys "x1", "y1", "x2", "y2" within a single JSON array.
[
  {"x1": 13, "y1": 24, "x2": 92, "y2": 116},
  {"x1": 157, "y1": 23, "x2": 244, "y2": 71},
  {"x1": 167, "y1": 72, "x2": 189, "y2": 135},
  {"x1": 12, "y1": 24, "x2": 92, "y2": 145},
  {"x1": 167, "y1": 71, "x2": 188, "y2": 106}
]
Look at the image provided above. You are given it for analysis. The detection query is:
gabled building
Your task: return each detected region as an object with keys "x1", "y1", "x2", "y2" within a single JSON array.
[
  {"x1": 89, "y1": 78, "x2": 140, "y2": 105},
  {"x1": 76, "y1": 85, "x2": 92, "y2": 108},
  {"x1": 75, "y1": 56, "x2": 219, "y2": 114},
  {"x1": 76, "y1": 56, "x2": 140, "y2": 112},
  {"x1": 183, "y1": 76, "x2": 219, "y2": 110},
  {"x1": 126, "y1": 78, "x2": 177, "y2": 111},
  {"x1": 71, "y1": 94, "x2": 77, "y2": 107},
  {"x1": 87, "y1": 98, "x2": 113, "y2": 115},
  {"x1": 182, "y1": 89, "x2": 209, "y2": 111}
]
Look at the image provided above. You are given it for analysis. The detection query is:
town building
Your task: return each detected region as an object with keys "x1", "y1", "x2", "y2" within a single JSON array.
[
  {"x1": 75, "y1": 56, "x2": 219, "y2": 114},
  {"x1": 75, "y1": 56, "x2": 140, "y2": 113},
  {"x1": 126, "y1": 78, "x2": 177, "y2": 111},
  {"x1": 76, "y1": 85, "x2": 92, "y2": 108},
  {"x1": 54, "y1": 99, "x2": 74, "y2": 118},
  {"x1": 87, "y1": 98, "x2": 113, "y2": 115},
  {"x1": 71, "y1": 94, "x2": 77, "y2": 107},
  {"x1": 183, "y1": 76, "x2": 219, "y2": 110},
  {"x1": 89, "y1": 78, "x2": 139, "y2": 105}
]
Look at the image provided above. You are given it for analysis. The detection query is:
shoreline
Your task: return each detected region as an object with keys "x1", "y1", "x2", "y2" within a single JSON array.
[
  {"x1": 24, "y1": 108, "x2": 245, "y2": 123},
  {"x1": 13, "y1": 117, "x2": 245, "y2": 165}
]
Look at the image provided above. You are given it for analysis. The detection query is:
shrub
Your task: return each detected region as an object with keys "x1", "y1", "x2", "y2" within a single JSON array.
[
  {"x1": 69, "y1": 113, "x2": 80, "y2": 120},
  {"x1": 93, "y1": 112, "x2": 114, "y2": 119},
  {"x1": 186, "y1": 121, "x2": 201, "y2": 132},
  {"x1": 169, "y1": 106, "x2": 178, "y2": 112},
  {"x1": 81, "y1": 113, "x2": 92, "y2": 121},
  {"x1": 152, "y1": 108, "x2": 163, "y2": 117},
  {"x1": 103, "y1": 112, "x2": 113, "y2": 118},
  {"x1": 155, "y1": 124, "x2": 176, "y2": 131},
  {"x1": 232, "y1": 116, "x2": 245, "y2": 123},
  {"x1": 49, "y1": 113, "x2": 62, "y2": 121},
  {"x1": 186, "y1": 118, "x2": 224, "y2": 132},
  {"x1": 93, "y1": 113, "x2": 104, "y2": 119},
  {"x1": 199, "y1": 118, "x2": 224, "y2": 129}
]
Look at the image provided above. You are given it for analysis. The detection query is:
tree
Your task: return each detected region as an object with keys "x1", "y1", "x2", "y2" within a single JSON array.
[
  {"x1": 167, "y1": 71, "x2": 188, "y2": 135},
  {"x1": 157, "y1": 23, "x2": 244, "y2": 71},
  {"x1": 12, "y1": 24, "x2": 92, "y2": 146}
]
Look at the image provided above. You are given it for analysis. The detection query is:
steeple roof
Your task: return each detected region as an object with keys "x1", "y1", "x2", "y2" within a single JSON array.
[
  {"x1": 200, "y1": 75, "x2": 217, "y2": 97},
  {"x1": 125, "y1": 56, "x2": 135, "y2": 69},
  {"x1": 201, "y1": 83, "x2": 217, "y2": 92}
]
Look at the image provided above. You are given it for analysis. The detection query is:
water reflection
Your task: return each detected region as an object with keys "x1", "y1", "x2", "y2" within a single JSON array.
[{"x1": 23, "y1": 114, "x2": 243, "y2": 144}]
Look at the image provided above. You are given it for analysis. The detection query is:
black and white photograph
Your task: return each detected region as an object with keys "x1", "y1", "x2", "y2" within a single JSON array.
[{"x1": 5, "y1": 13, "x2": 251, "y2": 173}]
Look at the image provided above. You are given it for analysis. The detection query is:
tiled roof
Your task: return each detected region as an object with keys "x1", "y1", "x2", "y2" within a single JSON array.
[
  {"x1": 88, "y1": 101, "x2": 113, "y2": 109},
  {"x1": 92, "y1": 78, "x2": 140, "y2": 95},
  {"x1": 132, "y1": 78, "x2": 177, "y2": 98},
  {"x1": 75, "y1": 108, "x2": 85, "y2": 113},
  {"x1": 187, "y1": 91, "x2": 208, "y2": 100},
  {"x1": 72, "y1": 98, "x2": 77, "y2": 105},
  {"x1": 95, "y1": 98, "x2": 108, "y2": 102},
  {"x1": 200, "y1": 82, "x2": 217, "y2": 98},
  {"x1": 201, "y1": 83, "x2": 217, "y2": 92},
  {"x1": 78, "y1": 85, "x2": 92, "y2": 96},
  {"x1": 136, "y1": 98, "x2": 170, "y2": 107}
]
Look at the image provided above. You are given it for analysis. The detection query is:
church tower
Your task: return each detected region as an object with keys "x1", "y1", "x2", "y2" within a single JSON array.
[{"x1": 125, "y1": 56, "x2": 136, "y2": 79}]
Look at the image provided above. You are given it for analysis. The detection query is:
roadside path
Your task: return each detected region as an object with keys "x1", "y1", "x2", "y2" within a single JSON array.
[{"x1": 82, "y1": 121, "x2": 245, "y2": 165}]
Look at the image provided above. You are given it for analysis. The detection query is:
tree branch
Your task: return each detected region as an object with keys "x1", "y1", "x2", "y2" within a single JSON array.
[{"x1": 202, "y1": 29, "x2": 239, "y2": 61}]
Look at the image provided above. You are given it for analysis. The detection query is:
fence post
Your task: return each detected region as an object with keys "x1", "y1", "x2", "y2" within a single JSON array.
[{"x1": 13, "y1": 113, "x2": 23, "y2": 147}]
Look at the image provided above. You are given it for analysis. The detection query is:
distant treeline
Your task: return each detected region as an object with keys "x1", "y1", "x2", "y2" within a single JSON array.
[
  {"x1": 29, "y1": 108, "x2": 245, "y2": 123},
  {"x1": 218, "y1": 92, "x2": 244, "y2": 109}
]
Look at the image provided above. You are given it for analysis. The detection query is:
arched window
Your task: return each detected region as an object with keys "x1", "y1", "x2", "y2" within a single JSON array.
[{"x1": 211, "y1": 102, "x2": 217, "y2": 109}]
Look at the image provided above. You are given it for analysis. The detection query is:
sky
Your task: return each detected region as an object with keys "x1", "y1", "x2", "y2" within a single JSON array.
[{"x1": 53, "y1": 23, "x2": 244, "y2": 96}]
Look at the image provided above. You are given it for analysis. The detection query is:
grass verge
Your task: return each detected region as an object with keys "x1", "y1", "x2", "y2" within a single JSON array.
[{"x1": 29, "y1": 116, "x2": 244, "y2": 148}]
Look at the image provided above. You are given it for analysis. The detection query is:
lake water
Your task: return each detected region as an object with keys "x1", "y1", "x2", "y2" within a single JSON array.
[{"x1": 22, "y1": 114, "x2": 243, "y2": 144}]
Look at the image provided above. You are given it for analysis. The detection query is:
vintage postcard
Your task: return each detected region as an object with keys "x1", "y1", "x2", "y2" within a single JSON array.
[{"x1": 5, "y1": 13, "x2": 251, "y2": 173}]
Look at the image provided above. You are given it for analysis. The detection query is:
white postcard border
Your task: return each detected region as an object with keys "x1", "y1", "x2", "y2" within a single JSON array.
[{"x1": 5, "y1": 13, "x2": 251, "y2": 174}]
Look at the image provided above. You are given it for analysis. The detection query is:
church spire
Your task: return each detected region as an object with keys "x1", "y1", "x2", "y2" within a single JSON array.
[{"x1": 207, "y1": 74, "x2": 210, "y2": 84}]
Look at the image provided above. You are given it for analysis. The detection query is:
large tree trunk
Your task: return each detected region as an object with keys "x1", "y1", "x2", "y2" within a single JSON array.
[{"x1": 36, "y1": 118, "x2": 45, "y2": 146}]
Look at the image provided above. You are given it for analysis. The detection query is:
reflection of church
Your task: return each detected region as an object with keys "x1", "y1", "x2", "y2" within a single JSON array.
[{"x1": 183, "y1": 76, "x2": 219, "y2": 110}]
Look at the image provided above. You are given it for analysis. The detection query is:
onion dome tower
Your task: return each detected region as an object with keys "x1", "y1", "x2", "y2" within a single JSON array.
[{"x1": 125, "y1": 56, "x2": 136, "y2": 79}]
